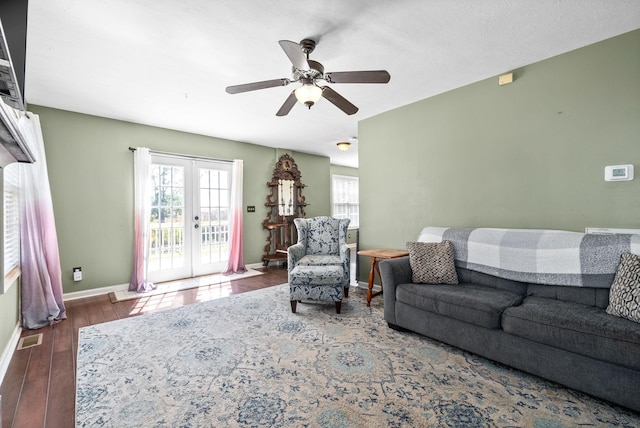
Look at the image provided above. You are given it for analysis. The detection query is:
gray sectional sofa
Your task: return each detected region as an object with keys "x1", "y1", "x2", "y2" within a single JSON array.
[{"x1": 379, "y1": 227, "x2": 640, "y2": 412}]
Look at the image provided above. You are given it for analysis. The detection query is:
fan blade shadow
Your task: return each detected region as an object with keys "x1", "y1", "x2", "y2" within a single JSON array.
[
  {"x1": 321, "y1": 86, "x2": 358, "y2": 115},
  {"x1": 324, "y1": 70, "x2": 390, "y2": 84},
  {"x1": 276, "y1": 91, "x2": 298, "y2": 116},
  {"x1": 226, "y1": 79, "x2": 290, "y2": 94}
]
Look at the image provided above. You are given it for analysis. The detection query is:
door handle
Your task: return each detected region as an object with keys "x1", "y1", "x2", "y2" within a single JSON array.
[{"x1": 194, "y1": 224, "x2": 200, "y2": 229}]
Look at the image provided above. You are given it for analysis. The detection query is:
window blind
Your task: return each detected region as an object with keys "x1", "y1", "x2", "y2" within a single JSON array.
[
  {"x1": 332, "y1": 175, "x2": 359, "y2": 228},
  {"x1": 4, "y1": 162, "x2": 20, "y2": 277}
]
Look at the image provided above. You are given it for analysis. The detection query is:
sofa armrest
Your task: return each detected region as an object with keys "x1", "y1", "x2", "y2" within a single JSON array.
[{"x1": 379, "y1": 256, "x2": 412, "y2": 325}]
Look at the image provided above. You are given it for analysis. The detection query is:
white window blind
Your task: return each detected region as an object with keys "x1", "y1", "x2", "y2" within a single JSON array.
[
  {"x1": 332, "y1": 175, "x2": 359, "y2": 228},
  {"x1": 4, "y1": 162, "x2": 20, "y2": 278}
]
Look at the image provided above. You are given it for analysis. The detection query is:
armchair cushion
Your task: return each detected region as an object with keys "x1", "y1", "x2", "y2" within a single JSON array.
[
  {"x1": 295, "y1": 216, "x2": 344, "y2": 256},
  {"x1": 298, "y1": 255, "x2": 343, "y2": 266},
  {"x1": 289, "y1": 265, "x2": 344, "y2": 287}
]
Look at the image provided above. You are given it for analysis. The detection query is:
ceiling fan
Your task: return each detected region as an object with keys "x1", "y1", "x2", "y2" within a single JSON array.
[{"x1": 225, "y1": 38, "x2": 390, "y2": 116}]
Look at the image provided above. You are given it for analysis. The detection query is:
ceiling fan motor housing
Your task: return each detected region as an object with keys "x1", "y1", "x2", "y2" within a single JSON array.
[
  {"x1": 292, "y1": 60, "x2": 324, "y2": 81},
  {"x1": 299, "y1": 38, "x2": 316, "y2": 55}
]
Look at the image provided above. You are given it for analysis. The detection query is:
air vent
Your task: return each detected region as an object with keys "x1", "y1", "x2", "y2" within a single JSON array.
[{"x1": 16, "y1": 333, "x2": 43, "y2": 350}]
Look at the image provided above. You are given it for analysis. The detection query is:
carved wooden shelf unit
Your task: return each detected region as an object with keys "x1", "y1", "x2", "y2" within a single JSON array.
[{"x1": 262, "y1": 154, "x2": 307, "y2": 266}]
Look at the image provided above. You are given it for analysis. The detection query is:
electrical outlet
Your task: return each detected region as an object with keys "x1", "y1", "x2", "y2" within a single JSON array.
[
  {"x1": 247, "y1": 205, "x2": 256, "y2": 212},
  {"x1": 73, "y1": 267, "x2": 82, "y2": 282}
]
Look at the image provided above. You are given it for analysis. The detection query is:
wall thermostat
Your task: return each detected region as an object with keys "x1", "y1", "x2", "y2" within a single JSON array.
[{"x1": 604, "y1": 164, "x2": 634, "y2": 181}]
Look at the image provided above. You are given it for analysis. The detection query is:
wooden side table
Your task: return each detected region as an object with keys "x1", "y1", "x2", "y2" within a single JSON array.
[{"x1": 358, "y1": 249, "x2": 409, "y2": 306}]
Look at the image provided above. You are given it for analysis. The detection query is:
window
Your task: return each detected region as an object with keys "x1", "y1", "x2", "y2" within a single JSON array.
[
  {"x1": 3, "y1": 162, "x2": 20, "y2": 288},
  {"x1": 332, "y1": 175, "x2": 359, "y2": 228}
]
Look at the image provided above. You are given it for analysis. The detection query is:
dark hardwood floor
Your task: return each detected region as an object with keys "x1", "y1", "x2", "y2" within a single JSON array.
[{"x1": 0, "y1": 266, "x2": 289, "y2": 428}]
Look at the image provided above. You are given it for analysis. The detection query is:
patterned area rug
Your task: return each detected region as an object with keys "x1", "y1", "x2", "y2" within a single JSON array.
[{"x1": 76, "y1": 284, "x2": 639, "y2": 427}]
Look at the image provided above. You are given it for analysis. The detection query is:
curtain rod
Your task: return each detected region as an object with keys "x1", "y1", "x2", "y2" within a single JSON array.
[{"x1": 128, "y1": 147, "x2": 233, "y2": 163}]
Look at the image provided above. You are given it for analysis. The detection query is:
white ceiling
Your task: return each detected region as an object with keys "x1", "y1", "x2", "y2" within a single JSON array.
[{"x1": 24, "y1": 0, "x2": 640, "y2": 168}]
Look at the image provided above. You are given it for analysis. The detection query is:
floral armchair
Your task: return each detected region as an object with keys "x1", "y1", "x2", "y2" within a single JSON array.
[{"x1": 288, "y1": 216, "x2": 351, "y2": 313}]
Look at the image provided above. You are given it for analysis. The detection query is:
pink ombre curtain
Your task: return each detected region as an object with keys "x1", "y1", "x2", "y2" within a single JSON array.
[
  {"x1": 18, "y1": 112, "x2": 67, "y2": 329},
  {"x1": 223, "y1": 159, "x2": 246, "y2": 275},
  {"x1": 129, "y1": 147, "x2": 155, "y2": 292}
]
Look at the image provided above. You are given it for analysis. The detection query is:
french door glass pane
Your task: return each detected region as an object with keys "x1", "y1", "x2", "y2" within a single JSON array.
[
  {"x1": 149, "y1": 163, "x2": 185, "y2": 272},
  {"x1": 199, "y1": 168, "x2": 230, "y2": 265}
]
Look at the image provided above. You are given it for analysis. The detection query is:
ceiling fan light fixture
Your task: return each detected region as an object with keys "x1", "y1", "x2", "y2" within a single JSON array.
[
  {"x1": 336, "y1": 141, "x2": 350, "y2": 151},
  {"x1": 294, "y1": 83, "x2": 322, "y2": 109}
]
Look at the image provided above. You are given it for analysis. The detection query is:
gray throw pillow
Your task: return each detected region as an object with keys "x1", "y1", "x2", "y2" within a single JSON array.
[
  {"x1": 407, "y1": 241, "x2": 458, "y2": 285},
  {"x1": 606, "y1": 252, "x2": 640, "y2": 323}
]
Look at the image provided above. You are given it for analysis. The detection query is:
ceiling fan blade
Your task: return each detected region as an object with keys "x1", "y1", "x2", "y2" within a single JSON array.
[
  {"x1": 278, "y1": 40, "x2": 310, "y2": 71},
  {"x1": 325, "y1": 70, "x2": 391, "y2": 84},
  {"x1": 226, "y1": 78, "x2": 289, "y2": 94},
  {"x1": 276, "y1": 91, "x2": 297, "y2": 116},
  {"x1": 321, "y1": 86, "x2": 358, "y2": 115}
]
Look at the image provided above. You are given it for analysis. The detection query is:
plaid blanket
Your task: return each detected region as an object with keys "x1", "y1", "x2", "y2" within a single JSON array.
[{"x1": 417, "y1": 227, "x2": 640, "y2": 288}]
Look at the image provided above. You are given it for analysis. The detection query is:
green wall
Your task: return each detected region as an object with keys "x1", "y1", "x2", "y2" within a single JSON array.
[
  {"x1": 0, "y1": 278, "x2": 19, "y2": 359},
  {"x1": 29, "y1": 106, "x2": 332, "y2": 294},
  {"x1": 359, "y1": 30, "x2": 640, "y2": 254},
  {"x1": 0, "y1": 169, "x2": 20, "y2": 364},
  {"x1": 330, "y1": 165, "x2": 359, "y2": 178}
]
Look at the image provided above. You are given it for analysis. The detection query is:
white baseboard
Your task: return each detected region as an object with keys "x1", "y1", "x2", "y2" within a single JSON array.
[
  {"x1": 63, "y1": 283, "x2": 129, "y2": 301},
  {"x1": 63, "y1": 264, "x2": 271, "y2": 302},
  {"x1": 354, "y1": 281, "x2": 381, "y2": 292},
  {"x1": 0, "y1": 322, "x2": 21, "y2": 385},
  {"x1": 246, "y1": 262, "x2": 267, "y2": 269}
]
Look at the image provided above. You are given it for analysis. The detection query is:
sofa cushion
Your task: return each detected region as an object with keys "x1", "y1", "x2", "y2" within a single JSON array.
[
  {"x1": 457, "y1": 267, "x2": 528, "y2": 295},
  {"x1": 502, "y1": 296, "x2": 640, "y2": 371},
  {"x1": 396, "y1": 282, "x2": 523, "y2": 329},
  {"x1": 606, "y1": 252, "x2": 640, "y2": 323},
  {"x1": 527, "y1": 284, "x2": 610, "y2": 309},
  {"x1": 407, "y1": 241, "x2": 458, "y2": 284}
]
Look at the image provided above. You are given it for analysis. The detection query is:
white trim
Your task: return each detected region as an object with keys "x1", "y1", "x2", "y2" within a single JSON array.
[
  {"x1": 354, "y1": 280, "x2": 381, "y2": 291},
  {"x1": 0, "y1": 321, "x2": 21, "y2": 385},
  {"x1": 585, "y1": 227, "x2": 640, "y2": 235},
  {"x1": 3, "y1": 268, "x2": 20, "y2": 294},
  {"x1": 246, "y1": 262, "x2": 265, "y2": 269},
  {"x1": 63, "y1": 283, "x2": 129, "y2": 301},
  {"x1": 63, "y1": 263, "x2": 270, "y2": 301},
  {"x1": 62, "y1": 261, "x2": 273, "y2": 301}
]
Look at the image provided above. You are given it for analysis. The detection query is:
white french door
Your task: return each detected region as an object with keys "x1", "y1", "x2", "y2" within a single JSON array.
[{"x1": 147, "y1": 154, "x2": 232, "y2": 283}]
